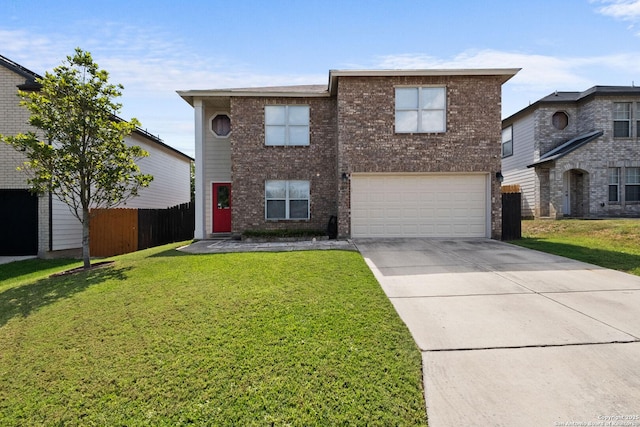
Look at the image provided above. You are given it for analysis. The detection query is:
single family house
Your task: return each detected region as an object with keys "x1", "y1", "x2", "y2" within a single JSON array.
[
  {"x1": 0, "y1": 54, "x2": 193, "y2": 257},
  {"x1": 178, "y1": 68, "x2": 519, "y2": 240},
  {"x1": 502, "y1": 86, "x2": 640, "y2": 218}
]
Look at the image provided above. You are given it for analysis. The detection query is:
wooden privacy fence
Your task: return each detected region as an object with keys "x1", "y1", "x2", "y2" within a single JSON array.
[
  {"x1": 90, "y1": 202, "x2": 194, "y2": 257},
  {"x1": 501, "y1": 184, "x2": 522, "y2": 241}
]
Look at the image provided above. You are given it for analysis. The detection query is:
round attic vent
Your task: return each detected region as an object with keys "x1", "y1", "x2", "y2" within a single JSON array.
[{"x1": 552, "y1": 111, "x2": 568, "y2": 130}]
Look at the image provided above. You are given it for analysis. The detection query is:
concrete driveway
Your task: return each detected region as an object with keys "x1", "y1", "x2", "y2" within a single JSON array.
[{"x1": 355, "y1": 238, "x2": 640, "y2": 427}]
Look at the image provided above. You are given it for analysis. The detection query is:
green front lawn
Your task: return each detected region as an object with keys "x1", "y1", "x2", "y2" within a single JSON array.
[
  {"x1": 0, "y1": 244, "x2": 427, "y2": 426},
  {"x1": 512, "y1": 219, "x2": 640, "y2": 276}
]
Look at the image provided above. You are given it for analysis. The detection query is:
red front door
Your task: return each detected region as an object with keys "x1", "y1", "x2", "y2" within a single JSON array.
[{"x1": 213, "y1": 183, "x2": 231, "y2": 233}]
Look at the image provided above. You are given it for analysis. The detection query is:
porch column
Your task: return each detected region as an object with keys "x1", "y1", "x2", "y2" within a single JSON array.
[{"x1": 193, "y1": 98, "x2": 207, "y2": 240}]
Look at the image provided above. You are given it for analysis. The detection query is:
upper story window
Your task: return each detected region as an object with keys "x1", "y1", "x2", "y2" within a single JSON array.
[
  {"x1": 613, "y1": 102, "x2": 631, "y2": 138},
  {"x1": 552, "y1": 111, "x2": 568, "y2": 130},
  {"x1": 265, "y1": 180, "x2": 310, "y2": 219},
  {"x1": 265, "y1": 105, "x2": 309, "y2": 146},
  {"x1": 502, "y1": 126, "x2": 513, "y2": 158},
  {"x1": 211, "y1": 114, "x2": 231, "y2": 138},
  {"x1": 395, "y1": 87, "x2": 446, "y2": 133}
]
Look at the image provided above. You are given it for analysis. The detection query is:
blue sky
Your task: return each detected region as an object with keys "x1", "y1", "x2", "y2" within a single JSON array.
[{"x1": 2, "y1": 0, "x2": 640, "y2": 157}]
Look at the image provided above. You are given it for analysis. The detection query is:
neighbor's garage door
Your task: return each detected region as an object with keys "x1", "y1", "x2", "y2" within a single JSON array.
[
  {"x1": 351, "y1": 174, "x2": 488, "y2": 238},
  {"x1": 0, "y1": 189, "x2": 38, "y2": 255}
]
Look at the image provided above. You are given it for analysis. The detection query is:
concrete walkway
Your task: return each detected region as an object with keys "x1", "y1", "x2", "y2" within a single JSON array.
[
  {"x1": 178, "y1": 238, "x2": 357, "y2": 254},
  {"x1": 355, "y1": 238, "x2": 640, "y2": 427},
  {"x1": 0, "y1": 255, "x2": 37, "y2": 265}
]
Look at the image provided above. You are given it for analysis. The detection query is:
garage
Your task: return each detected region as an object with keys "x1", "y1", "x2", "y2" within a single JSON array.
[{"x1": 350, "y1": 174, "x2": 488, "y2": 238}]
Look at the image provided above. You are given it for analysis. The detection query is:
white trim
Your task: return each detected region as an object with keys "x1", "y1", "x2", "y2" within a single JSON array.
[{"x1": 194, "y1": 99, "x2": 206, "y2": 239}]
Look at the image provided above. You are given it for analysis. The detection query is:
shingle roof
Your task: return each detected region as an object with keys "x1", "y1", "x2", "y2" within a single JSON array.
[
  {"x1": 527, "y1": 130, "x2": 604, "y2": 168},
  {"x1": 0, "y1": 53, "x2": 42, "y2": 91},
  {"x1": 505, "y1": 86, "x2": 640, "y2": 124},
  {"x1": 177, "y1": 68, "x2": 521, "y2": 105}
]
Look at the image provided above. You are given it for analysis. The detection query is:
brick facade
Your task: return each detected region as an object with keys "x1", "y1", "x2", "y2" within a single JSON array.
[
  {"x1": 336, "y1": 75, "x2": 504, "y2": 238},
  {"x1": 181, "y1": 69, "x2": 516, "y2": 240},
  {"x1": 230, "y1": 97, "x2": 338, "y2": 233}
]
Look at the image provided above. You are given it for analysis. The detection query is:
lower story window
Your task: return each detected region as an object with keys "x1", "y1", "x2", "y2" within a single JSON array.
[
  {"x1": 265, "y1": 180, "x2": 310, "y2": 219},
  {"x1": 625, "y1": 167, "x2": 640, "y2": 202},
  {"x1": 608, "y1": 167, "x2": 620, "y2": 202}
]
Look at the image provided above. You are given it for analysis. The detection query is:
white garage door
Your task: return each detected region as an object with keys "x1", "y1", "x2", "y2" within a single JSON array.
[{"x1": 351, "y1": 174, "x2": 488, "y2": 238}]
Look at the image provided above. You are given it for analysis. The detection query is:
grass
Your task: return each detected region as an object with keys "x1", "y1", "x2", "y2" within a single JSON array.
[
  {"x1": 0, "y1": 243, "x2": 427, "y2": 426},
  {"x1": 512, "y1": 219, "x2": 640, "y2": 276}
]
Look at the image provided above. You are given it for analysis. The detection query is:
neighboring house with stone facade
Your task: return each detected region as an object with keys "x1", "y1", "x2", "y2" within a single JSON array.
[
  {"x1": 502, "y1": 86, "x2": 640, "y2": 219},
  {"x1": 0, "y1": 54, "x2": 193, "y2": 257},
  {"x1": 179, "y1": 68, "x2": 518, "y2": 240}
]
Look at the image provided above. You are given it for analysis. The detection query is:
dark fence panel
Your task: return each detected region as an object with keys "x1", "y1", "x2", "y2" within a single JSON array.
[
  {"x1": 501, "y1": 192, "x2": 522, "y2": 241},
  {"x1": 0, "y1": 190, "x2": 38, "y2": 255},
  {"x1": 138, "y1": 202, "x2": 194, "y2": 250}
]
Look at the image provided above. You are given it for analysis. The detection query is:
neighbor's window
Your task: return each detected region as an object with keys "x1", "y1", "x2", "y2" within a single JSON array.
[
  {"x1": 265, "y1": 105, "x2": 309, "y2": 146},
  {"x1": 552, "y1": 111, "x2": 569, "y2": 130},
  {"x1": 608, "y1": 167, "x2": 620, "y2": 203},
  {"x1": 502, "y1": 126, "x2": 513, "y2": 158},
  {"x1": 613, "y1": 102, "x2": 631, "y2": 138},
  {"x1": 265, "y1": 180, "x2": 310, "y2": 219},
  {"x1": 625, "y1": 167, "x2": 640, "y2": 202},
  {"x1": 395, "y1": 87, "x2": 446, "y2": 133},
  {"x1": 636, "y1": 102, "x2": 640, "y2": 138}
]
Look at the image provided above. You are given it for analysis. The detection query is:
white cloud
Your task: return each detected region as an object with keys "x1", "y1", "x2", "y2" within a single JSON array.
[{"x1": 594, "y1": 0, "x2": 640, "y2": 20}]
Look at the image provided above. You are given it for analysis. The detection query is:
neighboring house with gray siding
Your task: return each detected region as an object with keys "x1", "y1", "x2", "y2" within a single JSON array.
[
  {"x1": 179, "y1": 68, "x2": 518, "y2": 240},
  {"x1": 502, "y1": 86, "x2": 640, "y2": 219},
  {"x1": 0, "y1": 54, "x2": 193, "y2": 257}
]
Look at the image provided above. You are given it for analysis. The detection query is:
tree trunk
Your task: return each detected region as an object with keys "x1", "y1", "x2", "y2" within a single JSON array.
[{"x1": 82, "y1": 208, "x2": 91, "y2": 269}]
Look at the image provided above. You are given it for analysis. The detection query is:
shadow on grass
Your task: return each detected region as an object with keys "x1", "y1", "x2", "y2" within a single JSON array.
[
  {"x1": 148, "y1": 248, "x2": 194, "y2": 258},
  {"x1": 514, "y1": 238, "x2": 640, "y2": 275},
  {"x1": 0, "y1": 259, "x2": 81, "y2": 284},
  {"x1": 0, "y1": 264, "x2": 131, "y2": 327}
]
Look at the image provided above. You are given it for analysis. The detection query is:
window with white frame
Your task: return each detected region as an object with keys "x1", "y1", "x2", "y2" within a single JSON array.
[
  {"x1": 613, "y1": 102, "x2": 631, "y2": 138},
  {"x1": 265, "y1": 105, "x2": 310, "y2": 146},
  {"x1": 502, "y1": 126, "x2": 513, "y2": 158},
  {"x1": 395, "y1": 87, "x2": 446, "y2": 133},
  {"x1": 625, "y1": 167, "x2": 640, "y2": 202},
  {"x1": 265, "y1": 180, "x2": 310, "y2": 219},
  {"x1": 608, "y1": 167, "x2": 620, "y2": 203}
]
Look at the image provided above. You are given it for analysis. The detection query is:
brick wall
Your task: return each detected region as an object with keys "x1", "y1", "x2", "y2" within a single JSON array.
[
  {"x1": 0, "y1": 66, "x2": 33, "y2": 189},
  {"x1": 0, "y1": 64, "x2": 50, "y2": 255},
  {"x1": 230, "y1": 96, "x2": 338, "y2": 233},
  {"x1": 535, "y1": 95, "x2": 640, "y2": 218},
  {"x1": 335, "y1": 75, "x2": 504, "y2": 238}
]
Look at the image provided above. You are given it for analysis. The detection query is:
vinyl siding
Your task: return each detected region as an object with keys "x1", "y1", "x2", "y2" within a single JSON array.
[
  {"x1": 203, "y1": 107, "x2": 232, "y2": 235},
  {"x1": 502, "y1": 114, "x2": 536, "y2": 217}
]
